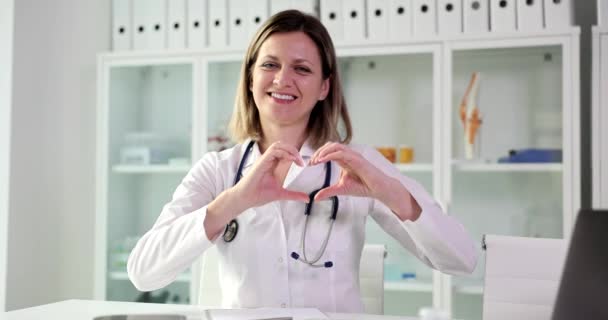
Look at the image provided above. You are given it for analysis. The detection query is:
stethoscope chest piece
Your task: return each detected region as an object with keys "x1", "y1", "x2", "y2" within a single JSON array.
[{"x1": 223, "y1": 219, "x2": 239, "y2": 242}]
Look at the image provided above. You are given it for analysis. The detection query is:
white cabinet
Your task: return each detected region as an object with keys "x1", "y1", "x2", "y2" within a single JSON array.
[
  {"x1": 96, "y1": 28, "x2": 581, "y2": 320},
  {"x1": 592, "y1": 27, "x2": 608, "y2": 209}
]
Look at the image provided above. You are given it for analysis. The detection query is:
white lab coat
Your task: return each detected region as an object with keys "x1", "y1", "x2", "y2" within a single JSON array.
[{"x1": 127, "y1": 139, "x2": 478, "y2": 313}]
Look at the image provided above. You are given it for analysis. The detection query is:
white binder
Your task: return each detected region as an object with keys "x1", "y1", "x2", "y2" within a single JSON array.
[
  {"x1": 247, "y1": 0, "x2": 269, "y2": 41},
  {"x1": 437, "y1": 0, "x2": 462, "y2": 36},
  {"x1": 516, "y1": 0, "x2": 543, "y2": 31},
  {"x1": 112, "y1": 0, "x2": 132, "y2": 51},
  {"x1": 148, "y1": 0, "x2": 168, "y2": 50},
  {"x1": 412, "y1": 0, "x2": 437, "y2": 36},
  {"x1": 132, "y1": 0, "x2": 149, "y2": 50},
  {"x1": 543, "y1": 0, "x2": 572, "y2": 30},
  {"x1": 270, "y1": 0, "x2": 291, "y2": 15},
  {"x1": 463, "y1": 0, "x2": 489, "y2": 33},
  {"x1": 187, "y1": 0, "x2": 208, "y2": 49},
  {"x1": 167, "y1": 0, "x2": 186, "y2": 49},
  {"x1": 489, "y1": 0, "x2": 516, "y2": 32},
  {"x1": 228, "y1": 0, "x2": 248, "y2": 48},
  {"x1": 292, "y1": 0, "x2": 319, "y2": 16},
  {"x1": 601, "y1": 0, "x2": 608, "y2": 28},
  {"x1": 208, "y1": 0, "x2": 228, "y2": 47},
  {"x1": 367, "y1": 0, "x2": 390, "y2": 41},
  {"x1": 343, "y1": 0, "x2": 366, "y2": 42},
  {"x1": 320, "y1": 0, "x2": 343, "y2": 42},
  {"x1": 388, "y1": 0, "x2": 413, "y2": 40}
]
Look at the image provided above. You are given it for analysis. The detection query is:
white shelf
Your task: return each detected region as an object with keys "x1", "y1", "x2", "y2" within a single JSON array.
[
  {"x1": 453, "y1": 161, "x2": 562, "y2": 172},
  {"x1": 395, "y1": 163, "x2": 433, "y2": 173},
  {"x1": 385, "y1": 280, "x2": 433, "y2": 292},
  {"x1": 112, "y1": 164, "x2": 191, "y2": 174},
  {"x1": 109, "y1": 271, "x2": 191, "y2": 283},
  {"x1": 452, "y1": 279, "x2": 484, "y2": 295}
]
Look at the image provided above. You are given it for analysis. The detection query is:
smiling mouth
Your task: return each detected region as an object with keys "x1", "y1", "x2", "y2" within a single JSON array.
[{"x1": 269, "y1": 92, "x2": 297, "y2": 101}]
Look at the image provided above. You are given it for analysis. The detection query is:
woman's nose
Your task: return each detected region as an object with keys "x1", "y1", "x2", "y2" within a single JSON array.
[{"x1": 273, "y1": 68, "x2": 292, "y2": 87}]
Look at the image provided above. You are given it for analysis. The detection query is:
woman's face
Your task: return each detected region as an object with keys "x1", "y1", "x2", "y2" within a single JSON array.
[{"x1": 250, "y1": 31, "x2": 330, "y2": 132}]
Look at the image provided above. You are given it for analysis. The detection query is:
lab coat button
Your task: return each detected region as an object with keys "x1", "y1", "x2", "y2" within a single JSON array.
[{"x1": 278, "y1": 257, "x2": 283, "y2": 263}]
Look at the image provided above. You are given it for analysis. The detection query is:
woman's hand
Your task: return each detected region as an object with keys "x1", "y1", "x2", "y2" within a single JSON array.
[
  {"x1": 310, "y1": 142, "x2": 421, "y2": 221},
  {"x1": 233, "y1": 141, "x2": 310, "y2": 209}
]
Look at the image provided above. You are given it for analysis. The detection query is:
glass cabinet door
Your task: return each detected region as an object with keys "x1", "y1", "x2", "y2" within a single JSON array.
[
  {"x1": 105, "y1": 63, "x2": 194, "y2": 304},
  {"x1": 449, "y1": 45, "x2": 565, "y2": 320},
  {"x1": 341, "y1": 51, "x2": 437, "y2": 317}
]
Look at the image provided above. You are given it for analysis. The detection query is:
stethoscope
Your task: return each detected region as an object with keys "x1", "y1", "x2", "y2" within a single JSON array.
[{"x1": 223, "y1": 140, "x2": 339, "y2": 268}]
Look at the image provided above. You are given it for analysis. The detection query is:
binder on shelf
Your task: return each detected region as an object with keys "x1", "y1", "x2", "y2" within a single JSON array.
[
  {"x1": 463, "y1": 0, "x2": 489, "y2": 33},
  {"x1": 437, "y1": 0, "x2": 462, "y2": 36},
  {"x1": 292, "y1": 0, "x2": 319, "y2": 16},
  {"x1": 228, "y1": 0, "x2": 248, "y2": 48},
  {"x1": 516, "y1": 0, "x2": 543, "y2": 31},
  {"x1": 343, "y1": 0, "x2": 366, "y2": 42},
  {"x1": 167, "y1": 0, "x2": 186, "y2": 49},
  {"x1": 412, "y1": 0, "x2": 437, "y2": 36},
  {"x1": 270, "y1": 0, "x2": 291, "y2": 15},
  {"x1": 247, "y1": 0, "x2": 269, "y2": 41},
  {"x1": 132, "y1": 0, "x2": 149, "y2": 50},
  {"x1": 208, "y1": 0, "x2": 228, "y2": 47},
  {"x1": 600, "y1": 0, "x2": 608, "y2": 28},
  {"x1": 367, "y1": 0, "x2": 389, "y2": 41},
  {"x1": 187, "y1": 0, "x2": 208, "y2": 49},
  {"x1": 543, "y1": 0, "x2": 572, "y2": 31},
  {"x1": 112, "y1": 0, "x2": 132, "y2": 51},
  {"x1": 148, "y1": 0, "x2": 168, "y2": 50},
  {"x1": 490, "y1": 0, "x2": 516, "y2": 32},
  {"x1": 388, "y1": 0, "x2": 413, "y2": 40},
  {"x1": 320, "y1": 0, "x2": 344, "y2": 42}
]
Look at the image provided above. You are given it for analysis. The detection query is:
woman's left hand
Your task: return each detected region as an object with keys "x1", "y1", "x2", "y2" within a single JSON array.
[{"x1": 309, "y1": 142, "x2": 421, "y2": 221}]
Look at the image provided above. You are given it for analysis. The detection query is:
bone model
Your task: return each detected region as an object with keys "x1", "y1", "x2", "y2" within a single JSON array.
[{"x1": 459, "y1": 72, "x2": 482, "y2": 160}]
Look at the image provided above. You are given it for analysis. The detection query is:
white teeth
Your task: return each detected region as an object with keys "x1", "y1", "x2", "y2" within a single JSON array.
[{"x1": 271, "y1": 92, "x2": 295, "y2": 100}]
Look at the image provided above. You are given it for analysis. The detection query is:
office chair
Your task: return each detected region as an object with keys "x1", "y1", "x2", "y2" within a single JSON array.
[
  {"x1": 197, "y1": 244, "x2": 387, "y2": 314},
  {"x1": 359, "y1": 244, "x2": 387, "y2": 314},
  {"x1": 482, "y1": 234, "x2": 567, "y2": 320}
]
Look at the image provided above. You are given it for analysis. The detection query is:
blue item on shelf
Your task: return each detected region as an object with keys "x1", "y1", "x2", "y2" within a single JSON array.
[
  {"x1": 401, "y1": 272, "x2": 416, "y2": 280},
  {"x1": 498, "y1": 149, "x2": 562, "y2": 163}
]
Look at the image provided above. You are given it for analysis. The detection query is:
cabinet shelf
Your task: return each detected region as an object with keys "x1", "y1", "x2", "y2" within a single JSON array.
[
  {"x1": 109, "y1": 271, "x2": 191, "y2": 283},
  {"x1": 453, "y1": 162, "x2": 562, "y2": 172},
  {"x1": 395, "y1": 163, "x2": 434, "y2": 173},
  {"x1": 452, "y1": 279, "x2": 484, "y2": 295},
  {"x1": 385, "y1": 280, "x2": 433, "y2": 292},
  {"x1": 112, "y1": 164, "x2": 191, "y2": 174}
]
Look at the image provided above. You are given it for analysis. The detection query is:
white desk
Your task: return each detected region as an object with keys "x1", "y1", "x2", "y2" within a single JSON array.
[{"x1": 0, "y1": 300, "x2": 419, "y2": 320}]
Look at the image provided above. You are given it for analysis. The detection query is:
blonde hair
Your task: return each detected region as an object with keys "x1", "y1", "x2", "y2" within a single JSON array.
[{"x1": 228, "y1": 10, "x2": 352, "y2": 149}]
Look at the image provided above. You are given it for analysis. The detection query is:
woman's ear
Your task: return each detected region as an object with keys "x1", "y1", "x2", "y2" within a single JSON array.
[{"x1": 319, "y1": 78, "x2": 330, "y2": 100}]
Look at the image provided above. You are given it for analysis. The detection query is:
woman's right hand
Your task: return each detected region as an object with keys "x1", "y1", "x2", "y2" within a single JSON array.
[
  {"x1": 233, "y1": 141, "x2": 310, "y2": 209},
  {"x1": 204, "y1": 141, "x2": 309, "y2": 240}
]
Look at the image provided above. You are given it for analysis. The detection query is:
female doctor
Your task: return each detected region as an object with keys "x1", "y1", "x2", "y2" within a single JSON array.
[{"x1": 127, "y1": 10, "x2": 477, "y2": 313}]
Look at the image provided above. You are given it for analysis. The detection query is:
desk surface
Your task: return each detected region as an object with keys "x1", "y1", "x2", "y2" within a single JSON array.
[{"x1": 0, "y1": 300, "x2": 419, "y2": 320}]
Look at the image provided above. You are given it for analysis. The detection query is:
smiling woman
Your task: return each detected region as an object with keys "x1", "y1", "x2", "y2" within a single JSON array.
[{"x1": 127, "y1": 10, "x2": 478, "y2": 314}]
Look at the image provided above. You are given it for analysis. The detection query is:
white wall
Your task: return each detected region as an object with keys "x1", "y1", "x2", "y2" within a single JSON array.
[
  {"x1": 0, "y1": 0, "x2": 15, "y2": 313},
  {"x1": 6, "y1": 0, "x2": 109, "y2": 310}
]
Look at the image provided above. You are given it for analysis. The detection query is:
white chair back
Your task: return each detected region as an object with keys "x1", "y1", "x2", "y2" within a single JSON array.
[
  {"x1": 197, "y1": 245, "x2": 222, "y2": 307},
  {"x1": 359, "y1": 244, "x2": 387, "y2": 314},
  {"x1": 482, "y1": 235, "x2": 567, "y2": 320},
  {"x1": 197, "y1": 244, "x2": 386, "y2": 313}
]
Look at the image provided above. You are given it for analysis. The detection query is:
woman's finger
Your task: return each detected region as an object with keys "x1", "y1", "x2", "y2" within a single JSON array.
[
  {"x1": 278, "y1": 189, "x2": 311, "y2": 203},
  {"x1": 314, "y1": 183, "x2": 345, "y2": 201},
  {"x1": 267, "y1": 142, "x2": 305, "y2": 166},
  {"x1": 311, "y1": 142, "x2": 345, "y2": 165}
]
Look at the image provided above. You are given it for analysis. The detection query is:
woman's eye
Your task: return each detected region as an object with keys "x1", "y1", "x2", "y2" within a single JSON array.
[
  {"x1": 261, "y1": 62, "x2": 277, "y2": 69},
  {"x1": 295, "y1": 66, "x2": 311, "y2": 73}
]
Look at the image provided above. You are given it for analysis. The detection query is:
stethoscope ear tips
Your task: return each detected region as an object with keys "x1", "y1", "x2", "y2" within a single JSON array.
[
  {"x1": 324, "y1": 261, "x2": 333, "y2": 268},
  {"x1": 291, "y1": 252, "x2": 300, "y2": 260}
]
